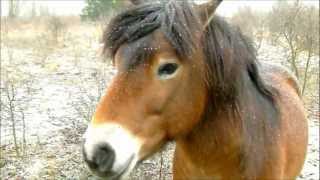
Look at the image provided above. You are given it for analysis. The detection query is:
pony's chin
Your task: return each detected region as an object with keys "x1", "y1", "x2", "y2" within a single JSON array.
[
  {"x1": 93, "y1": 156, "x2": 137, "y2": 180},
  {"x1": 92, "y1": 167, "x2": 129, "y2": 180}
]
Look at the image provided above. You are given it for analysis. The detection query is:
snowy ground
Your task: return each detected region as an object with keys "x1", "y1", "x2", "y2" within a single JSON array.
[{"x1": 0, "y1": 22, "x2": 318, "y2": 179}]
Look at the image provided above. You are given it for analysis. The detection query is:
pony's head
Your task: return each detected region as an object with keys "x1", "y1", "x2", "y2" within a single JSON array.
[{"x1": 82, "y1": 0, "x2": 226, "y2": 178}]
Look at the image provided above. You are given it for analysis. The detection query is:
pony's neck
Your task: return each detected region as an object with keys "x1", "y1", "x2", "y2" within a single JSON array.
[
  {"x1": 176, "y1": 71, "x2": 248, "y2": 158},
  {"x1": 174, "y1": 71, "x2": 277, "y2": 178},
  {"x1": 175, "y1": 104, "x2": 243, "y2": 178}
]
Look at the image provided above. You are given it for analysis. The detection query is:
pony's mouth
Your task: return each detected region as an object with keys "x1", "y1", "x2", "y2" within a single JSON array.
[{"x1": 93, "y1": 155, "x2": 135, "y2": 180}]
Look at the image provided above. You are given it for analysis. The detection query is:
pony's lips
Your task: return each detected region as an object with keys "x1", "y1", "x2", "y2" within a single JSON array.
[{"x1": 93, "y1": 155, "x2": 135, "y2": 180}]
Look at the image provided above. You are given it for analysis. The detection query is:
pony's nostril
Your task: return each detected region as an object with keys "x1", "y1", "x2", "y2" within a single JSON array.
[
  {"x1": 83, "y1": 148, "x2": 99, "y2": 170},
  {"x1": 93, "y1": 144, "x2": 116, "y2": 172},
  {"x1": 83, "y1": 143, "x2": 116, "y2": 172},
  {"x1": 86, "y1": 158, "x2": 99, "y2": 170}
]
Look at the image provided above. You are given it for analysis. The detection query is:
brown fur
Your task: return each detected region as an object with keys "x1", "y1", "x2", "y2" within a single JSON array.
[
  {"x1": 91, "y1": 1, "x2": 308, "y2": 179},
  {"x1": 172, "y1": 62, "x2": 308, "y2": 179}
]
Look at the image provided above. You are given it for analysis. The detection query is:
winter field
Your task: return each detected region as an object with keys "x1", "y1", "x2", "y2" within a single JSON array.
[{"x1": 0, "y1": 16, "x2": 319, "y2": 179}]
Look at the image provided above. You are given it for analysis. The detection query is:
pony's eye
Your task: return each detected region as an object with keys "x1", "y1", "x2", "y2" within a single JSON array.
[{"x1": 158, "y1": 63, "x2": 178, "y2": 78}]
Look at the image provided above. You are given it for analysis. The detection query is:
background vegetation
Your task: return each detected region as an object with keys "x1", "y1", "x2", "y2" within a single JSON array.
[
  {"x1": 231, "y1": 0, "x2": 319, "y2": 101},
  {"x1": 81, "y1": 0, "x2": 121, "y2": 21},
  {"x1": 1, "y1": 0, "x2": 319, "y2": 179}
]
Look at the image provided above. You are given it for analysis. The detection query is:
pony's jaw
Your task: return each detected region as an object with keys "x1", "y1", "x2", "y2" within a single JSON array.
[{"x1": 83, "y1": 123, "x2": 141, "y2": 179}]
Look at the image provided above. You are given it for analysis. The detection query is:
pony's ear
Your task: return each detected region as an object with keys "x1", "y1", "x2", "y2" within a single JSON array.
[{"x1": 196, "y1": 0, "x2": 222, "y2": 25}]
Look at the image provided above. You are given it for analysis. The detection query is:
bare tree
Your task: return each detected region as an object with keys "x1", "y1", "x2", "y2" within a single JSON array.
[
  {"x1": 230, "y1": 6, "x2": 268, "y2": 51},
  {"x1": 297, "y1": 6, "x2": 319, "y2": 95},
  {"x1": 19, "y1": 107, "x2": 27, "y2": 156},
  {"x1": 31, "y1": 1, "x2": 37, "y2": 18},
  {"x1": 267, "y1": 1, "x2": 302, "y2": 78},
  {"x1": 3, "y1": 80, "x2": 20, "y2": 157},
  {"x1": 231, "y1": 1, "x2": 318, "y2": 98},
  {"x1": 73, "y1": 68, "x2": 108, "y2": 123},
  {"x1": 8, "y1": 0, "x2": 20, "y2": 19},
  {"x1": 1, "y1": 61, "x2": 34, "y2": 158},
  {"x1": 47, "y1": 16, "x2": 65, "y2": 44},
  {"x1": 1, "y1": 78, "x2": 31, "y2": 158},
  {"x1": 267, "y1": 0, "x2": 319, "y2": 90},
  {"x1": 39, "y1": 5, "x2": 50, "y2": 17}
]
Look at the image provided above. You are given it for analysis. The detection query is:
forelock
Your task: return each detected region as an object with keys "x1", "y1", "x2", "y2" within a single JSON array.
[{"x1": 103, "y1": 1, "x2": 201, "y2": 63}]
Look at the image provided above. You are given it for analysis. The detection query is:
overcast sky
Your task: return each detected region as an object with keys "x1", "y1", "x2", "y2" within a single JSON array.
[{"x1": 1, "y1": 0, "x2": 319, "y2": 18}]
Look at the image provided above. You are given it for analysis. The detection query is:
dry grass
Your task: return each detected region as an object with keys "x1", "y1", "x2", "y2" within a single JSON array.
[
  {"x1": 1, "y1": 16, "x2": 104, "y2": 179},
  {"x1": 1, "y1": 16, "x2": 100, "y2": 48},
  {"x1": 0, "y1": 15, "x2": 318, "y2": 179}
]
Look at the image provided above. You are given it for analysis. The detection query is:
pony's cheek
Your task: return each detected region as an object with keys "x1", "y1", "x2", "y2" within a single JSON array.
[{"x1": 137, "y1": 130, "x2": 167, "y2": 160}]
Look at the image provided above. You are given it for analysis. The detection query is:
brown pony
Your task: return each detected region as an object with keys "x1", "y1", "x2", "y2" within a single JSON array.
[{"x1": 83, "y1": 0, "x2": 308, "y2": 179}]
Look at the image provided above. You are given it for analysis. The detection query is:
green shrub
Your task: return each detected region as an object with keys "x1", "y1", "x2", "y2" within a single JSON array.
[{"x1": 81, "y1": 0, "x2": 122, "y2": 21}]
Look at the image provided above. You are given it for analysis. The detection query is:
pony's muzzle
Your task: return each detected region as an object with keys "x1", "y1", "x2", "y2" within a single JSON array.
[
  {"x1": 83, "y1": 123, "x2": 141, "y2": 179},
  {"x1": 83, "y1": 143, "x2": 115, "y2": 174}
]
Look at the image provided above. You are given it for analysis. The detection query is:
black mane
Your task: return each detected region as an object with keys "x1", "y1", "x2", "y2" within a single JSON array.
[
  {"x1": 104, "y1": 1, "x2": 199, "y2": 62},
  {"x1": 103, "y1": 1, "x2": 275, "y2": 105}
]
